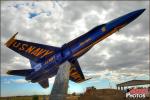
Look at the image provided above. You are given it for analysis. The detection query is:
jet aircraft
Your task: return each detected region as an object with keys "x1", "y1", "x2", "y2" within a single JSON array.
[{"x1": 5, "y1": 9, "x2": 145, "y2": 88}]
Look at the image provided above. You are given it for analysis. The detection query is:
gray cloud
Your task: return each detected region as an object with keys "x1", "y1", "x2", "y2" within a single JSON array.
[{"x1": 1, "y1": 1, "x2": 149, "y2": 83}]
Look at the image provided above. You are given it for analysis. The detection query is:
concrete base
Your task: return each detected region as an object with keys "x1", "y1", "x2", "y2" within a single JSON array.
[{"x1": 49, "y1": 61, "x2": 71, "y2": 100}]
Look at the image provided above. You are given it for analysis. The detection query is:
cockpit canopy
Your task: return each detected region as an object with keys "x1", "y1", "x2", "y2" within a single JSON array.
[{"x1": 100, "y1": 24, "x2": 106, "y2": 32}]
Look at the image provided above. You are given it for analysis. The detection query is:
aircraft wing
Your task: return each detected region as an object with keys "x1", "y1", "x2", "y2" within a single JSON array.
[
  {"x1": 5, "y1": 33, "x2": 60, "y2": 62},
  {"x1": 7, "y1": 69, "x2": 34, "y2": 76},
  {"x1": 69, "y1": 59, "x2": 91, "y2": 83}
]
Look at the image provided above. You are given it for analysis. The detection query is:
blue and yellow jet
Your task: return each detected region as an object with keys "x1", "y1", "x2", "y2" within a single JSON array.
[{"x1": 5, "y1": 9, "x2": 145, "y2": 88}]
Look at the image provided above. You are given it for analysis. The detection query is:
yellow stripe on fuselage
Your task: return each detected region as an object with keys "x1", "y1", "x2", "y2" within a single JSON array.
[
  {"x1": 80, "y1": 38, "x2": 91, "y2": 46},
  {"x1": 73, "y1": 24, "x2": 126, "y2": 57}
]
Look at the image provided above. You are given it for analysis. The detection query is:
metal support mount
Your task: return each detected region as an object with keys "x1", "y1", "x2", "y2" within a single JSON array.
[{"x1": 49, "y1": 61, "x2": 71, "y2": 100}]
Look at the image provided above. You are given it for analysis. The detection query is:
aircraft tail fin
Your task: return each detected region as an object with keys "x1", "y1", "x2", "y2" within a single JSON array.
[
  {"x1": 38, "y1": 79, "x2": 49, "y2": 88},
  {"x1": 7, "y1": 69, "x2": 34, "y2": 76}
]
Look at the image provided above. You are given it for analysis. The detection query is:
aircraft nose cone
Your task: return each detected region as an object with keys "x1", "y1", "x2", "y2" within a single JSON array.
[
  {"x1": 139, "y1": 9, "x2": 145, "y2": 13},
  {"x1": 123, "y1": 9, "x2": 146, "y2": 24},
  {"x1": 137, "y1": 9, "x2": 146, "y2": 14},
  {"x1": 107, "y1": 9, "x2": 146, "y2": 30},
  {"x1": 132, "y1": 9, "x2": 145, "y2": 19}
]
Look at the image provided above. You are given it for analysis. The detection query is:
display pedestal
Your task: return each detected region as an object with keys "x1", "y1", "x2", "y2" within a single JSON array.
[{"x1": 49, "y1": 61, "x2": 71, "y2": 100}]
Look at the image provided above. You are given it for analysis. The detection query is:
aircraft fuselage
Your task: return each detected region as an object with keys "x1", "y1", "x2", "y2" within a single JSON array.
[{"x1": 25, "y1": 9, "x2": 145, "y2": 82}]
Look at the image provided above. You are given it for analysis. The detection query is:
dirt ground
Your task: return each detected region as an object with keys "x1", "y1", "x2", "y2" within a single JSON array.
[{"x1": 1, "y1": 89, "x2": 149, "y2": 100}]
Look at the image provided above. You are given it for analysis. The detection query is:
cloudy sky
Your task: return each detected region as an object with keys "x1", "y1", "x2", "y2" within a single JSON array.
[{"x1": 1, "y1": 1, "x2": 149, "y2": 97}]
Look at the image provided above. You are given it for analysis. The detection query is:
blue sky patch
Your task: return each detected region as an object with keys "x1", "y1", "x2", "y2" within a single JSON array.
[
  {"x1": 28, "y1": 12, "x2": 40, "y2": 19},
  {"x1": 14, "y1": 4, "x2": 21, "y2": 8}
]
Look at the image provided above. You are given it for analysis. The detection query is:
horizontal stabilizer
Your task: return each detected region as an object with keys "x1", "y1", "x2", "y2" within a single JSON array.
[
  {"x1": 7, "y1": 69, "x2": 34, "y2": 76},
  {"x1": 38, "y1": 79, "x2": 49, "y2": 88},
  {"x1": 5, "y1": 33, "x2": 60, "y2": 62}
]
